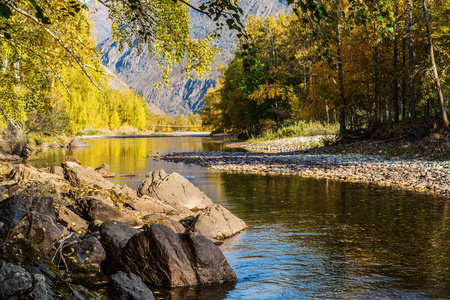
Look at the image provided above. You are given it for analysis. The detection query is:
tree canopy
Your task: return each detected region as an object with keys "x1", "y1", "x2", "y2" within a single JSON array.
[{"x1": 0, "y1": 0, "x2": 245, "y2": 87}]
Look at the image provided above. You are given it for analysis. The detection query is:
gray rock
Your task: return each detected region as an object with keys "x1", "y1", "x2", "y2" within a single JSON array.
[
  {"x1": 137, "y1": 169, "x2": 213, "y2": 212},
  {"x1": 107, "y1": 271, "x2": 155, "y2": 300},
  {"x1": 194, "y1": 205, "x2": 247, "y2": 240},
  {"x1": 99, "y1": 220, "x2": 140, "y2": 275},
  {"x1": 77, "y1": 197, "x2": 142, "y2": 227},
  {"x1": 0, "y1": 195, "x2": 56, "y2": 234},
  {"x1": 0, "y1": 238, "x2": 103, "y2": 299},
  {"x1": 0, "y1": 260, "x2": 51, "y2": 300}
]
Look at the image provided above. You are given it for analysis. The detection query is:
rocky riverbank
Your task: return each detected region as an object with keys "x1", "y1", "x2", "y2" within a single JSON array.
[
  {"x1": 0, "y1": 160, "x2": 246, "y2": 299},
  {"x1": 228, "y1": 135, "x2": 333, "y2": 153},
  {"x1": 162, "y1": 149, "x2": 450, "y2": 196}
]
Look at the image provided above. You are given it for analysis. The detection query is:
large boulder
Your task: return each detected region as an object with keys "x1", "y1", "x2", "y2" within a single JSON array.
[
  {"x1": 119, "y1": 224, "x2": 237, "y2": 287},
  {"x1": 6, "y1": 211, "x2": 63, "y2": 255},
  {"x1": 99, "y1": 221, "x2": 140, "y2": 255},
  {"x1": 129, "y1": 195, "x2": 176, "y2": 215},
  {"x1": 77, "y1": 197, "x2": 142, "y2": 227},
  {"x1": 99, "y1": 221, "x2": 140, "y2": 275},
  {"x1": 193, "y1": 205, "x2": 247, "y2": 240},
  {"x1": 107, "y1": 271, "x2": 155, "y2": 300},
  {"x1": 62, "y1": 162, "x2": 114, "y2": 190},
  {"x1": 0, "y1": 195, "x2": 56, "y2": 234},
  {"x1": 137, "y1": 170, "x2": 213, "y2": 212},
  {"x1": 62, "y1": 162, "x2": 136, "y2": 204}
]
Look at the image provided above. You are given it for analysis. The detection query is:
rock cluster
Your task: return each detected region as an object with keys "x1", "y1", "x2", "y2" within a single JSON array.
[{"x1": 0, "y1": 162, "x2": 246, "y2": 299}]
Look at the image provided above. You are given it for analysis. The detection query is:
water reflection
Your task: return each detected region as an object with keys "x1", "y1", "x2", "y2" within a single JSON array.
[
  {"x1": 218, "y1": 173, "x2": 450, "y2": 299},
  {"x1": 30, "y1": 137, "x2": 450, "y2": 299}
]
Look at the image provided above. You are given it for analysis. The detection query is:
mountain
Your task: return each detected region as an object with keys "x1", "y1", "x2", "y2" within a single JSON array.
[{"x1": 92, "y1": 1, "x2": 288, "y2": 115}]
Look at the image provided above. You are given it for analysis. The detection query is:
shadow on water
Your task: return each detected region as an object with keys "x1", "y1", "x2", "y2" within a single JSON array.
[
  {"x1": 30, "y1": 137, "x2": 450, "y2": 299},
  {"x1": 152, "y1": 282, "x2": 236, "y2": 300}
]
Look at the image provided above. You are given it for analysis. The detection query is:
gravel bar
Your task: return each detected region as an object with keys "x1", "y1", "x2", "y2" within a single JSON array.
[{"x1": 161, "y1": 150, "x2": 450, "y2": 197}]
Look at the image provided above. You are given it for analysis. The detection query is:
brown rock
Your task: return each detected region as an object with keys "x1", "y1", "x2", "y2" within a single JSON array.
[
  {"x1": 7, "y1": 211, "x2": 62, "y2": 255},
  {"x1": 137, "y1": 169, "x2": 213, "y2": 212},
  {"x1": 9, "y1": 164, "x2": 62, "y2": 182},
  {"x1": 65, "y1": 156, "x2": 81, "y2": 165},
  {"x1": 95, "y1": 163, "x2": 115, "y2": 179},
  {"x1": 67, "y1": 139, "x2": 91, "y2": 149},
  {"x1": 142, "y1": 214, "x2": 184, "y2": 233},
  {"x1": 194, "y1": 205, "x2": 247, "y2": 240},
  {"x1": 62, "y1": 162, "x2": 114, "y2": 190},
  {"x1": 129, "y1": 195, "x2": 176, "y2": 215},
  {"x1": 56, "y1": 205, "x2": 89, "y2": 234},
  {"x1": 77, "y1": 196, "x2": 142, "y2": 227}
]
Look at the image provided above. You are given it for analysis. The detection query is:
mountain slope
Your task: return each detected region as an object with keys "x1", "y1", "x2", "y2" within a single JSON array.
[{"x1": 94, "y1": 1, "x2": 288, "y2": 115}]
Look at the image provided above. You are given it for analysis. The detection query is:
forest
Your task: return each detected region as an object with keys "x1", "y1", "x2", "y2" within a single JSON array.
[
  {"x1": 1, "y1": 0, "x2": 449, "y2": 148},
  {"x1": 0, "y1": 0, "x2": 221, "y2": 155},
  {"x1": 200, "y1": 0, "x2": 450, "y2": 141}
]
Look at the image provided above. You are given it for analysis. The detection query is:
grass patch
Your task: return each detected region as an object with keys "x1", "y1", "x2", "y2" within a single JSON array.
[
  {"x1": 26, "y1": 133, "x2": 66, "y2": 146},
  {"x1": 250, "y1": 121, "x2": 338, "y2": 142}
]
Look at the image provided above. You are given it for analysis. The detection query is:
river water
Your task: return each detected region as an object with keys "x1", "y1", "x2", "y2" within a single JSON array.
[{"x1": 30, "y1": 136, "x2": 450, "y2": 299}]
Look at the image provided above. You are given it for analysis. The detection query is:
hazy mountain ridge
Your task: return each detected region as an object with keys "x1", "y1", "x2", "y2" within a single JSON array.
[{"x1": 94, "y1": 1, "x2": 288, "y2": 115}]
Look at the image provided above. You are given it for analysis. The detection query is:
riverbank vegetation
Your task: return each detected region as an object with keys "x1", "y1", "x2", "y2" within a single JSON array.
[
  {"x1": 0, "y1": 3, "x2": 207, "y2": 154},
  {"x1": 201, "y1": 1, "x2": 450, "y2": 144}
]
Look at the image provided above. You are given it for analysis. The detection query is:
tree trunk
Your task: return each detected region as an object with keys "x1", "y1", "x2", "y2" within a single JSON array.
[
  {"x1": 407, "y1": 0, "x2": 416, "y2": 123},
  {"x1": 402, "y1": 37, "x2": 407, "y2": 120},
  {"x1": 424, "y1": 39, "x2": 430, "y2": 118},
  {"x1": 374, "y1": 42, "x2": 381, "y2": 125},
  {"x1": 337, "y1": 22, "x2": 346, "y2": 142},
  {"x1": 422, "y1": 0, "x2": 449, "y2": 126},
  {"x1": 393, "y1": 3, "x2": 400, "y2": 122}
]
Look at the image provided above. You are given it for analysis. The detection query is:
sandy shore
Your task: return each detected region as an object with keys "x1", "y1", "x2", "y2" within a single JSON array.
[{"x1": 162, "y1": 136, "x2": 450, "y2": 197}]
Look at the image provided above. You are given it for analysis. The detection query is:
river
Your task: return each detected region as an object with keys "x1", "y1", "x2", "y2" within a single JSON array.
[{"x1": 29, "y1": 136, "x2": 450, "y2": 299}]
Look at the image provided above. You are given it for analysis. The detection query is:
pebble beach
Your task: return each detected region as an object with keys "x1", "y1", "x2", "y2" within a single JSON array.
[{"x1": 162, "y1": 136, "x2": 450, "y2": 197}]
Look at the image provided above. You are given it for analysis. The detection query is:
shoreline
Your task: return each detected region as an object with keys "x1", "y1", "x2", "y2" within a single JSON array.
[
  {"x1": 78, "y1": 131, "x2": 212, "y2": 139},
  {"x1": 162, "y1": 148, "x2": 450, "y2": 198}
]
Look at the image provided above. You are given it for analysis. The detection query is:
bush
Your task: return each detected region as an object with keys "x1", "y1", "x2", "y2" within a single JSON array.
[{"x1": 251, "y1": 120, "x2": 338, "y2": 142}]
